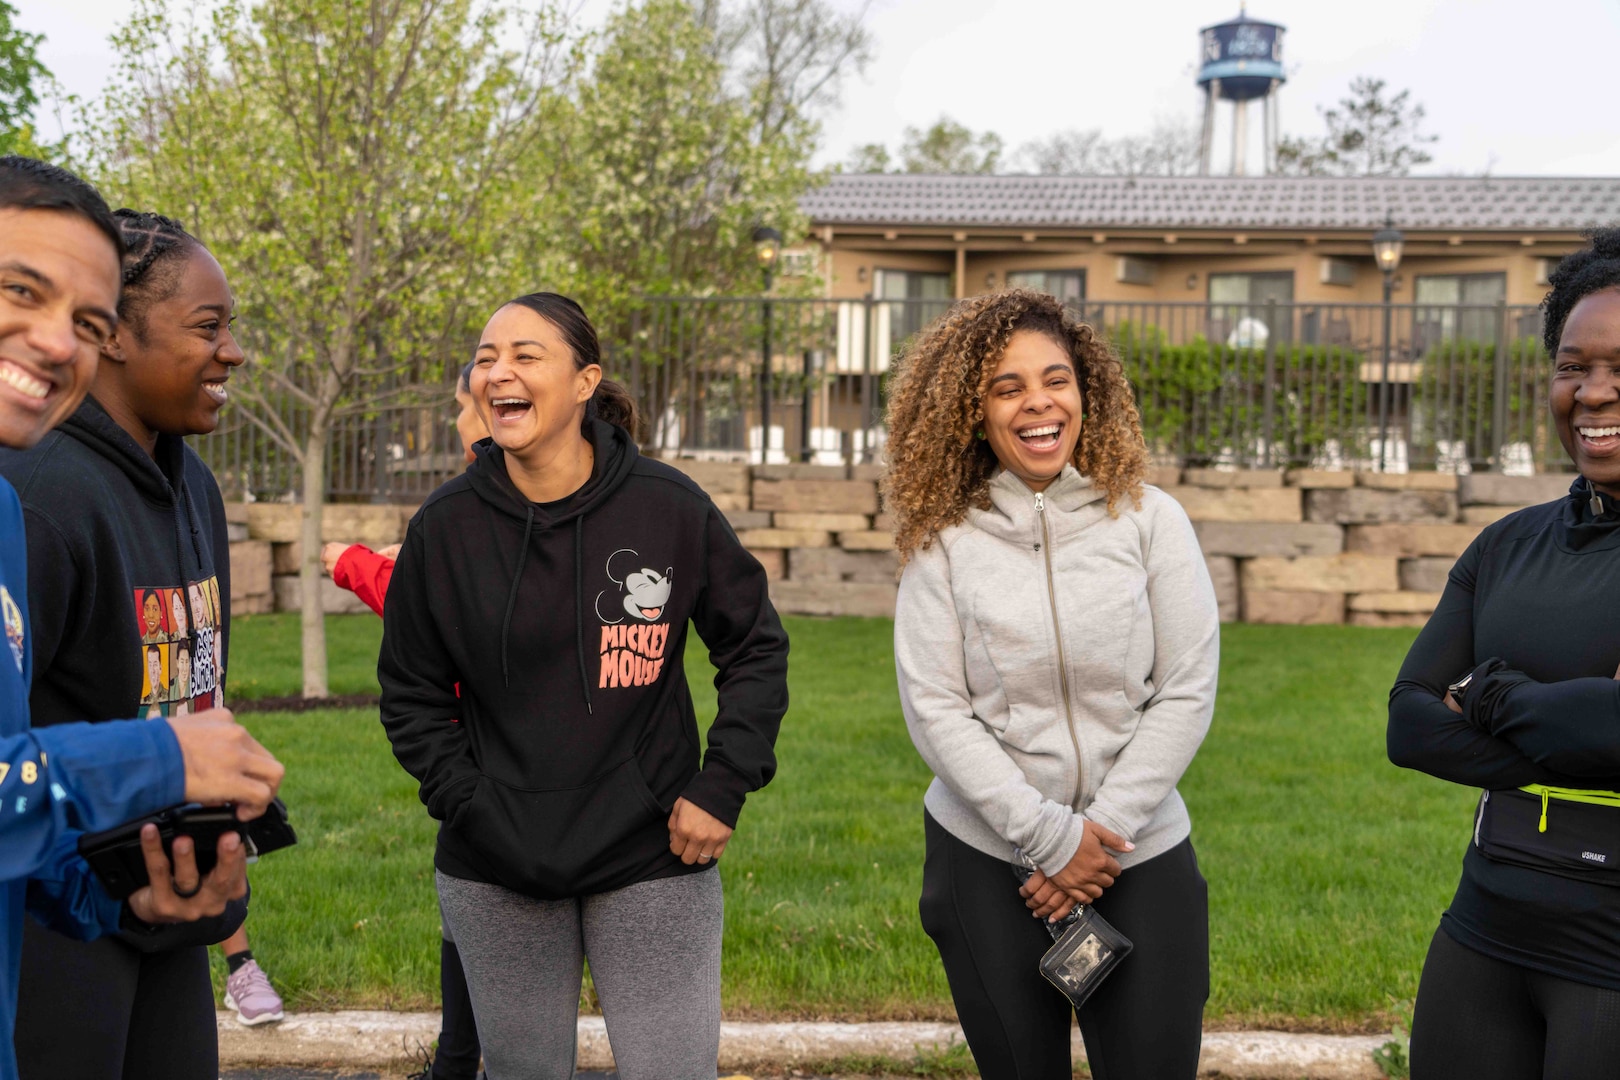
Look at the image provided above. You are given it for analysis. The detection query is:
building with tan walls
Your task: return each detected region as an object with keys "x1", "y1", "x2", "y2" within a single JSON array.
[{"x1": 798, "y1": 174, "x2": 1620, "y2": 309}]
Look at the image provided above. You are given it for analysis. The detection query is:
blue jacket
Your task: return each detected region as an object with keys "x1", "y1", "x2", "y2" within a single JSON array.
[{"x1": 0, "y1": 477, "x2": 184, "y2": 1080}]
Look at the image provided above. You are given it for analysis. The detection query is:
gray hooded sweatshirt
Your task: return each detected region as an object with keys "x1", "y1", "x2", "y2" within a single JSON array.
[{"x1": 895, "y1": 465, "x2": 1219, "y2": 876}]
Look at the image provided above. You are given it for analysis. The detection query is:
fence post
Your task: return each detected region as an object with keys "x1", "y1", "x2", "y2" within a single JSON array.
[
  {"x1": 1491, "y1": 300, "x2": 1509, "y2": 472},
  {"x1": 759, "y1": 297, "x2": 773, "y2": 466},
  {"x1": 863, "y1": 296, "x2": 878, "y2": 458},
  {"x1": 1262, "y1": 299, "x2": 1277, "y2": 468},
  {"x1": 371, "y1": 409, "x2": 389, "y2": 504},
  {"x1": 628, "y1": 306, "x2": 643, "y2": 446},
  {"x1": 800, "y1": 348, "x2": 814, "y2": 463}
]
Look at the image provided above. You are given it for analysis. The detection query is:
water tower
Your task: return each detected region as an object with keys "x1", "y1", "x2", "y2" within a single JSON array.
[{"x1": 1196, "y1": 8, "x2": 1286, "y2": 176}]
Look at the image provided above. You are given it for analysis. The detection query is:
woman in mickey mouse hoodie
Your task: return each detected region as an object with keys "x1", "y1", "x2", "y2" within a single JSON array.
[{"x1": 379, "y1": 292, "x2": 789, "y2": 1080}]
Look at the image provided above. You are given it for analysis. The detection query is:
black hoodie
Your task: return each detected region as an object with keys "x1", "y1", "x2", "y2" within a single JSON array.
[
  {"x1": 379, "y1": 419, "x2": 790, "y2": 899},
  {"x1": 0, "y1": 395, "x2": 242, "y2": 948}
]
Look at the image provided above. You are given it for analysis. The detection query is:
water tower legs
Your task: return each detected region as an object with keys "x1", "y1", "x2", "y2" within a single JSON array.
[
  {"x1": 1231, "y1": 98, "x2": 1248, "y2": 176},
  {"x1": 1262, "y1": 80, "x2": 1280, "y2": 174},
  {"x1": 1199, "y1": 81, "x2": 1219, "y2": 176}
]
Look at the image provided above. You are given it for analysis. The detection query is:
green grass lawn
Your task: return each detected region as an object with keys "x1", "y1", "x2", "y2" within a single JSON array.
[{"x1": 223, "y1": 614, "x2": 1465, "y2": 1029}]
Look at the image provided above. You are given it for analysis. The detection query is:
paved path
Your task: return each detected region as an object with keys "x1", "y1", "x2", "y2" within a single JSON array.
[
  {"x1": 217, "y1": 1011, "x2": 1391, "y2": 1079},
  {"x1": 221, "y1": 1073, "x2": 629, "y2": 1080}
]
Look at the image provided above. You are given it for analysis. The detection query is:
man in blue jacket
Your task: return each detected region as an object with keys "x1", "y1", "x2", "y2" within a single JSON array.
[{"x1": 0, "y1": 155, "x2": 286, "y2": 1079}]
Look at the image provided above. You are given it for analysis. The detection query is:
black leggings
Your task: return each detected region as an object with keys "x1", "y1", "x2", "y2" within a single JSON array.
[
  {"x1": 1410, "y1": 926, "x2": 1620, "y2": 1080},
  {"x1": 13, "y1": 916, "x2": 217, "y2": 1080},
  {"x1": 433, "y1": 937, "x2": 483, "y2": 1080},
  {"x1": 919, "y1": 812, "x2": 1208, "y2": 1080}
]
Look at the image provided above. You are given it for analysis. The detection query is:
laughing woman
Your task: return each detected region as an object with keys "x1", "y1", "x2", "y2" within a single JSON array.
[
  {"x1": 886, "y1": 289, "x2": 1219, "y2": 1080},
  {"x1": 379, "y1": 292, "x2": 789, "y2": 1080},
  {"x1": 1389, "y1": 229, "x2": 1620, "y2": 1079}
]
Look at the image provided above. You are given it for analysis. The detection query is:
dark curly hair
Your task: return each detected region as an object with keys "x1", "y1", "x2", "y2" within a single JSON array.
[
  {"x1": 1542, "y1": 227, "x2": 1620, "y2": 354},
  {"x1": 882, "y1": 289, "x2": 1149, "y2": 565}
]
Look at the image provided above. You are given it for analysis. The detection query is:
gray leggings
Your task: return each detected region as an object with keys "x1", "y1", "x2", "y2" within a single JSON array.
[{"x1": 436, "y1": 868, "x2": 723, "y2": 1080}]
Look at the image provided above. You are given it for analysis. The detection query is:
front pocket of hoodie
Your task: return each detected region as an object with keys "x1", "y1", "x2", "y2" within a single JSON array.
[{"x1": 458, "y1": 757, "x2": 666, "y2": 896}]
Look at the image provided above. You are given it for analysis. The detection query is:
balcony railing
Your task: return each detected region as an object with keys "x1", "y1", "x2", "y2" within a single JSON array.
[{"x1": 192, "y1": 296, "x2": 1566, "y2": 503}]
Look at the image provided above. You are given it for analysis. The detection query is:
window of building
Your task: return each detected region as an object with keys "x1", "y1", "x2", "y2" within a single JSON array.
[
  {"x1": 1415, "y1": 272, "x2": 1507, "y2": 345},
  {"x1": 874, "y1": 269, "x2": 952, "y2": 347},
  {"x1": 1208, "y1": 271, "x2": 1294, "y2": 345},
  {"x1": 1005, "y1": 269, "x2": 1086, "y2": 308}
]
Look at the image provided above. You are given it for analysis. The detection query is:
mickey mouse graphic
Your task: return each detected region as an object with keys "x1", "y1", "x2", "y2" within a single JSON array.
[
  {"x1": 594, "y1": 549, "x2": 675, "y2": 691},
  {"x1": 596, "y1": 549, "x2": 673, "y2": 625},
  {"x1": 622, "y1": 568, "x2": 671, "y2": 622}
]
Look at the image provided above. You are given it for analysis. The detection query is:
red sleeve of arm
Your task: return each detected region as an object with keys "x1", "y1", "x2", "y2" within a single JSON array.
[{"x1": 332, "y1": 545, "x2": 394, "y2": 617}]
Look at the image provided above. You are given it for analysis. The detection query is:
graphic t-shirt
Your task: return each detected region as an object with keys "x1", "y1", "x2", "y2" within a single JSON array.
[{"x1": 132, "y1": 577, "x2": 224, "y2": 719}]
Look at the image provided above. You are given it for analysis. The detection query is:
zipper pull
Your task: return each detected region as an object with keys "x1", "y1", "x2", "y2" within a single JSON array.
[
  {"x1": 1540, "y1": 788, "x2": 1549, "y2": 834},
  {"x1": 1034, "y1": 492, "x2": 1045, "y2": 513}
]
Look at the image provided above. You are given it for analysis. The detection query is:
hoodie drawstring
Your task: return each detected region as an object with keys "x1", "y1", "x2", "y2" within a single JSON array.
[
  {"x1": 575, "y1": 516, "x2": 593, "y2": 716},
  {"x1": 501, "y1": 506, "x2": 534, "y2": 688},
  {"x1": 497, "y1": 508, "x2": 595, "y2": 716}
]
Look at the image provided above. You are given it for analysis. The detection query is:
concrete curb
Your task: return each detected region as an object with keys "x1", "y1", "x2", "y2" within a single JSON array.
[{"x1": 217, "y1": 1012, "x2": 1390, "y2": 1078}]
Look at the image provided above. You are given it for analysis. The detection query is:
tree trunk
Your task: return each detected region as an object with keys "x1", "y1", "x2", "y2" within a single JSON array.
[{"x1": 299, "y1": 419, "x2": 330, "y2": 698}]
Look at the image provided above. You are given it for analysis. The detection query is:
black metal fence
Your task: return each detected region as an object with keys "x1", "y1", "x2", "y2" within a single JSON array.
[
  {"x1": 612, "y1": 296, "x2": 1565, "y2": 474},
  {"x1": 192, "y1": 296, "x2": 1568, "y2": 502},
  {"x1": 195, "y1": 388, "x2": 466, "y2": 503}
]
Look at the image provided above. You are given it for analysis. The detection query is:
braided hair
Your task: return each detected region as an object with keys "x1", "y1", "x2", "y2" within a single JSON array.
[
  {"x1": 111, "y1": 209, "x2": 198, "y2": 339},
  {"x1": 1542, "y1": 227, "x2": 1620, "y2": 355}
]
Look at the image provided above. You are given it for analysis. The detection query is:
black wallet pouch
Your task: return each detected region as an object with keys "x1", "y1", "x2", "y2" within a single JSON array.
[
  {"x1": 77, "y1": 798, "x2": 298, "y2": 900},
  {"x1": 1011, "y1": 862, "x2": 1133, "y2": 1010},
  {"x1": 1475, "y1": 788, "x2": 1620, "y2": 886}
]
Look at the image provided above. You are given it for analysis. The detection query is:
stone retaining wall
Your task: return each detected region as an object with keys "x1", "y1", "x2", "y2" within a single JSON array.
[{"x1": 223, "y1": 466, "x2": 1577, "y2": 625}]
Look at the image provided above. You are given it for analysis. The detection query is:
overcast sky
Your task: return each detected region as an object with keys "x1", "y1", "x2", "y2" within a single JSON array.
[{"x1": 20, "y1": 0, "x2": 1620, "y2": 176}]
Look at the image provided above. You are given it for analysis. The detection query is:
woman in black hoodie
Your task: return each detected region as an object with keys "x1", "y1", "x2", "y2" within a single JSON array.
[
  {"x1": 379, "y1": 293, "x2": 789, "y2": 1080},
  {"x1": 0, "y1": 212, "x2": 247, "y2": 1076}
]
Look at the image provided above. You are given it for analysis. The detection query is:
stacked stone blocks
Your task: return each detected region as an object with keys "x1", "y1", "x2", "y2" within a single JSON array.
[{"x1": 223, "y1": 465, "x2": 1575, "y2": 625}]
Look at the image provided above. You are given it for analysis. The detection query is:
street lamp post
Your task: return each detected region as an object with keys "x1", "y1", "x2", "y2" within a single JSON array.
[
  {"x1": 1371, "y1": 215, "x2": 1405, "y2": 472},
  {"x1": 753, "y1": 226, "x2": 782, "y2": 466}
]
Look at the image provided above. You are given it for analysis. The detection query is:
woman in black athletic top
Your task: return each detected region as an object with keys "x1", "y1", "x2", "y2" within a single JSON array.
[{"x1": 1388, "y1": 228, "x2": 1620, "y2": 1080}]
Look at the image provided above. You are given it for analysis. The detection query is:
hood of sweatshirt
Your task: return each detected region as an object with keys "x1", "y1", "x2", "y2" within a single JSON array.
[
  {"x1": 462, "y1": 419, "x2": 641, "y2": 704},
  {"x1": 966, "y1": 464, "x2": 1107, "y2": 545},
  {"x1": 62, "y1": 395, "x2": 211, "y2": 586}
]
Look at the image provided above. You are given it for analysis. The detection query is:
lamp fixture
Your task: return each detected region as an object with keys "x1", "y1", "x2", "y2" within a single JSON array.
[
  {"x1": 752, "y1": 226, "x2": 783, "y2": 270},
  {"x1": 1371, "y1": 215, "x2": 1404, "y2": 274}
]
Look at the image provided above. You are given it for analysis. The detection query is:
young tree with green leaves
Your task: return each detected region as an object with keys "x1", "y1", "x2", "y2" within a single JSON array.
[
  {"x1": 553, "y1": 0, "x2": 813, "y2": 336},
  {"x1": 92, "y1": 0, "x2": 575, "y2": 696},
  {"x1": 0, "y1": 0, "x2": 49, "y2": 156},
  {"x1": 899, "y1": 117, "x2": 1002, "y2": 174},
  {"x1": 1276, "y1": 76, "x2": 1438, "y2": 177}
]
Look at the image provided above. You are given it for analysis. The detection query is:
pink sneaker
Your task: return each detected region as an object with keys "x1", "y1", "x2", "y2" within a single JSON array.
[{"x1": 223, "y1": 959, "x2": 285, "y2": 1026}]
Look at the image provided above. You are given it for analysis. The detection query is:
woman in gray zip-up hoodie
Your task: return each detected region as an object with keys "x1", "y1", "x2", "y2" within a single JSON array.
[{"x1": 886, "y1": 291, "x2": 1219, "y2": 1080}]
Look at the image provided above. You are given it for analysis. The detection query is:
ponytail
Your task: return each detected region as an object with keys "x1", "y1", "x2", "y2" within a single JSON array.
[{"x1": 590, "y1": 378, "x2": 639, "y2": 439}]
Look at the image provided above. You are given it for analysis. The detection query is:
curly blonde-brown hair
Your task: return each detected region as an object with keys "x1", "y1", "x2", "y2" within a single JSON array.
[{"x1": 882, "y1": 289, "x2": 1150, "y2": 565}]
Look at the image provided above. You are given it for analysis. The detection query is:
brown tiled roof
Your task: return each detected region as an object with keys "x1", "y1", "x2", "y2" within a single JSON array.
[{"x1": 801, "y1": 174, "x2": 1620, "y2": 232}]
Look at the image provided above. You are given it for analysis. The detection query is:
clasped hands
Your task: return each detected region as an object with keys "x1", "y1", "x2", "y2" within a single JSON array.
[{"x1": 1018, "y1": 819, "x2": 1134, "y2": 924}]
